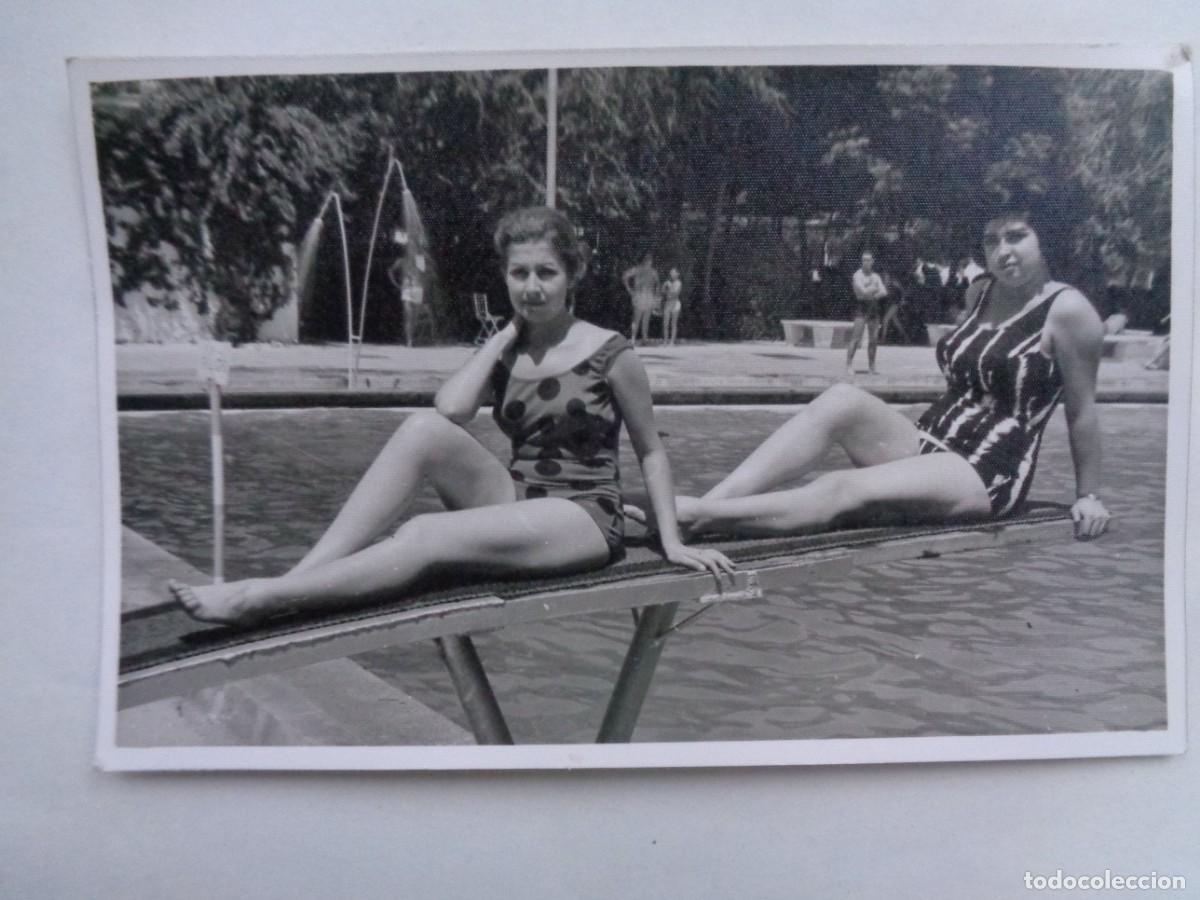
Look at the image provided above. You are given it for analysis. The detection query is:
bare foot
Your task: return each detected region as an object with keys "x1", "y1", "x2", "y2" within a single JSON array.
[
  {"x1": 623, "y1": 497, "x2": 703, "y2": 539},
  {"x1": 623, "y1": 502, "x2": 651, "y2": 527},
  {"x1": 168, "y1": 578, "x2": 273, "y2": 627}
]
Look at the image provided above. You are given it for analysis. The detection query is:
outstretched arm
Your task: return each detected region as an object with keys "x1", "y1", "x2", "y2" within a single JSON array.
[
  {"x1": 435, "y1": 319, "x2": 520, "y2": 424},
  {"x1": 1048, "y1": 289, "x2": 1110, "y2": 539},
  {"x1": 607, "y1": 351, "x2": 734, "y2": 579}
]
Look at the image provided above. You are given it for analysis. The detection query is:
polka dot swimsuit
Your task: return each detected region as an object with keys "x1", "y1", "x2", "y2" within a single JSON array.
[{"x1": 491, "y1": 334, "x2": 633, "y2": 560}]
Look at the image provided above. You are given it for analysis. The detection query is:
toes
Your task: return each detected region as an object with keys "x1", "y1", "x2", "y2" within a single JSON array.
[
  {"x1": 622, "y1": 504, "x2": 649, "y2": 525},
  {"x1": 168, "y1": 580, "x2": 207, "y2": 620},
  {"x1": 167, "y1": 579, "x2": 193, "y2": 609}
]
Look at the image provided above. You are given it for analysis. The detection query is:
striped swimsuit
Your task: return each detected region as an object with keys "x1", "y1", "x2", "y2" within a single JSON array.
[{"x1": 916, "y1": 282, "x2": 1069, "y2": 517}]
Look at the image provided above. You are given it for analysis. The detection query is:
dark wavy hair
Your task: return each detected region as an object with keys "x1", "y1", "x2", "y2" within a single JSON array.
[
  {"x1": 493, "y1": 207, "x2": 589, "y2": 284},
  {"x1": 978, "y1": 187, "x2": 1089, "y2": 292}
]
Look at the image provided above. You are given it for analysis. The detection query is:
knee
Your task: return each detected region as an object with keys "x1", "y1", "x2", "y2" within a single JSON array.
[
  {"x1": 392, "y1": 409, "x2": 460, "y2": 447},
  {"x1": 822, "y1": 381, "x2": 867, "y2": 403},
  {"x1": 810, "y1": 382, "x2": 869, "y2": 429}
]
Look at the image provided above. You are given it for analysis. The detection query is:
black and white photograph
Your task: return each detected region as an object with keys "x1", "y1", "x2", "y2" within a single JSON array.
[{"x1": 76, "y1": 48, "x2": 1188, "y2": 769}]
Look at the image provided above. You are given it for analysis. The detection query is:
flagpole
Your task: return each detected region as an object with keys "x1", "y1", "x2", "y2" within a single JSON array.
[{"x1": 546, "y1": 68, "x2": 558, "y2": 208}]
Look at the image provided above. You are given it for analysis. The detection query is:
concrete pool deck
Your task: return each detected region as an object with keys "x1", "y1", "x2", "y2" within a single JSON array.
[{"x1": 116, "y1": 338, "x2": 1170, "y2": 408}]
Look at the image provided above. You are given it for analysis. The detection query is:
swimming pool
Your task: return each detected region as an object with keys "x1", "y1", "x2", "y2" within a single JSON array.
[{"x1": 118, "y1": 405, "x2": 1168, "y2": 743}]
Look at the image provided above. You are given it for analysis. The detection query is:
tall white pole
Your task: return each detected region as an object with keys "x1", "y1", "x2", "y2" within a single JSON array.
[
  {"x1": 208, "y1": 381, "x2": 225, "y2": 584},
  {"x1": 330, "y1": 194, "x2": 355, "y2": 388},
  {"x1": 198, "y1": 341, "x2": 231, "y2": 584},
  {"x1": 546, "y1": 68, "x2": 558, "y2": 208}
]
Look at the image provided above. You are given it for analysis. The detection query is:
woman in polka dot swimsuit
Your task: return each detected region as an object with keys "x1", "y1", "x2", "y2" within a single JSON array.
[{"x1": 171, "y1": 207, "x2": 733, "y2": 627}]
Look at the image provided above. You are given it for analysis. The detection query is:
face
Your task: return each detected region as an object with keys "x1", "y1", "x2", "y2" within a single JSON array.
[
  {"x1": 861, "y1": 253, "x2": 874, "y2": 272},
  {"x1": 505, "y1": 239, "x2": 572, "y2": 323},
  {"x1": 983, "y1": 218, "x2": 1045, "y2": 288},
  {"x1": 669, "y1": 268, "x2": 680, "y2": 280}
]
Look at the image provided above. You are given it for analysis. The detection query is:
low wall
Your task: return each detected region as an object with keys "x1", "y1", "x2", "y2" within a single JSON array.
[
  {"x1": 1102, "y1": 332, "x2": 1166, "y2": 363},
  {"x1": 926, "y1": 324, "x2": 956, "y2": 345},
  {"x1": 780, "y1": 319, "x2": 855, "y2": 349}
]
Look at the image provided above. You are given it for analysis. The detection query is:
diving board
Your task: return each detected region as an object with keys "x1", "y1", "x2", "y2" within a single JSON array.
[
  {"x1": 118, "y1": 529, "x2": 473, "y2": 746},
  {"x1": 118, "y1": 503, "x2": 1070, "y2": 744}
]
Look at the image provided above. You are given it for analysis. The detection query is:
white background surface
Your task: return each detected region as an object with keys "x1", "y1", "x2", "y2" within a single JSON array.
[{"x1": 2, "y1": 2, "x2": 1197, "y2": 897}]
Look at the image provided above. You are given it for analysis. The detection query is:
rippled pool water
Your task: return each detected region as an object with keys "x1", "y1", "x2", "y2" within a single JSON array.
[{"x1": 119, "y1": 404, "x2": 1168, "y2": 743}]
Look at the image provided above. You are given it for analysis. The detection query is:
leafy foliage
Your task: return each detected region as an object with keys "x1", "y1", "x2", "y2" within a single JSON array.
[
  {"x1": 95, "y1": 76, "x2": 367, "y2": 340},
  {"x1": 93, "y1": 65, "x2": 1173, "y2": 342}
]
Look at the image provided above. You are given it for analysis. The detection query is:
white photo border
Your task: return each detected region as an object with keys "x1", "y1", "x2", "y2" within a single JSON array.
[{"x1": 73, "y1": 43, "x2": 1192, "y2": 772}]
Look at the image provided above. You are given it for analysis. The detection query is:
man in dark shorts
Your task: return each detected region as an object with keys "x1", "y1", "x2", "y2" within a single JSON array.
[{"x1": 846, "y1": 251, "x2": 887, "y2": 374}]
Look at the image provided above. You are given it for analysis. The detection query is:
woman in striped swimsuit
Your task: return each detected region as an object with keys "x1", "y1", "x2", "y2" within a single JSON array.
[{"x1": 644, "y1": 208, "x2": 1111, "y2": 541}]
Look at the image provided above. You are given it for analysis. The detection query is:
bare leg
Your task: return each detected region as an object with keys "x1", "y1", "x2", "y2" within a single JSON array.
[
  {"x1": 866, "y1": 319, "x2": 880, "y2": 373},
  {"x1": 678, "y1": 452, "x2": 992, "y2": 538},
  {"x1": 171, "y1": 498, "x2": 611, "y2": 626},
  {"x1": 704, "y1": 383, "x2": 922, "y2": 502},
  {"x1": 290, "y1": 410, "x2": 514, "y2": 575},
  {"x1": 845, "y1": 316, "x2": 865, "y2": 372},
  {"x1": 404, "y1": 301, "x2": 416, "y2": 347},
  {"x1": 631, "y1": 307, "x2": 646, "y2": 345}
]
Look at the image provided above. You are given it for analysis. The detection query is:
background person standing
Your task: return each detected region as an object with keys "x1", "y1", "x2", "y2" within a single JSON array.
[
  {"x1": 660, "y1": 267, "x2": 683, "y2": 345},
  {"x1": 623, "y1": 252, "x2": 661, "y2": 346},
  {"x1": 846, "y1": 251, "x2": 887, "y2": 374}
]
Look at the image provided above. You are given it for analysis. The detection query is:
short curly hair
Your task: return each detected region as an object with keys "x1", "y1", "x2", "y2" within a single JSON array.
[{"x1": 493, "y1": 207, "x2": 589, "y2": 284}]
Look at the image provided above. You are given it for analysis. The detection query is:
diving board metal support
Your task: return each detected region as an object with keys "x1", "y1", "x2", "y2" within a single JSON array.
[
  {"x1": 597, "y1": 601, "x2": 681, "y2": 743},
  {"x1": 435, "y1": 635, "x2": 514, "y2": 745},
  {"x1": 597, "y1": 572, "x2": 764, "y2": 742}
]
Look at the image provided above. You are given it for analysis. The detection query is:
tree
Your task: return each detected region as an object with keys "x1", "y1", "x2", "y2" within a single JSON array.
[
  {"x1": 94, "y1": 76, "x2": 367, "y2": 340},
  {"x1": 1062, "y1": 69, "x2": 1173, "y2": 266}
]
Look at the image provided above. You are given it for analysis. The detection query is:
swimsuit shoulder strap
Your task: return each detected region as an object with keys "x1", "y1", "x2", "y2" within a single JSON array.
[
  {"x1": 1024, "y1": 285, "x2": 1074, "y2": 328},
  {"x1": 596, "y1": 333, "x2": 634, "y2": 375}
]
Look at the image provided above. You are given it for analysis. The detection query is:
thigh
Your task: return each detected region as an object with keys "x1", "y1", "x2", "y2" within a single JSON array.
[
  {"x1": 404, "y1": 412, "x2": 517, "y2": 510},
  {"x1": 820, "y1": 383, "x2": 922, "y2": 467},
  {"x1": 825, "y1": 451, "x2": 992, "y2": 527},
  {"x1": 849, "y1": 316, "x2": 866, "y2": 342},
  {"x1": 409, "y1": 498, "x2": 611, "y2": 575}
]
